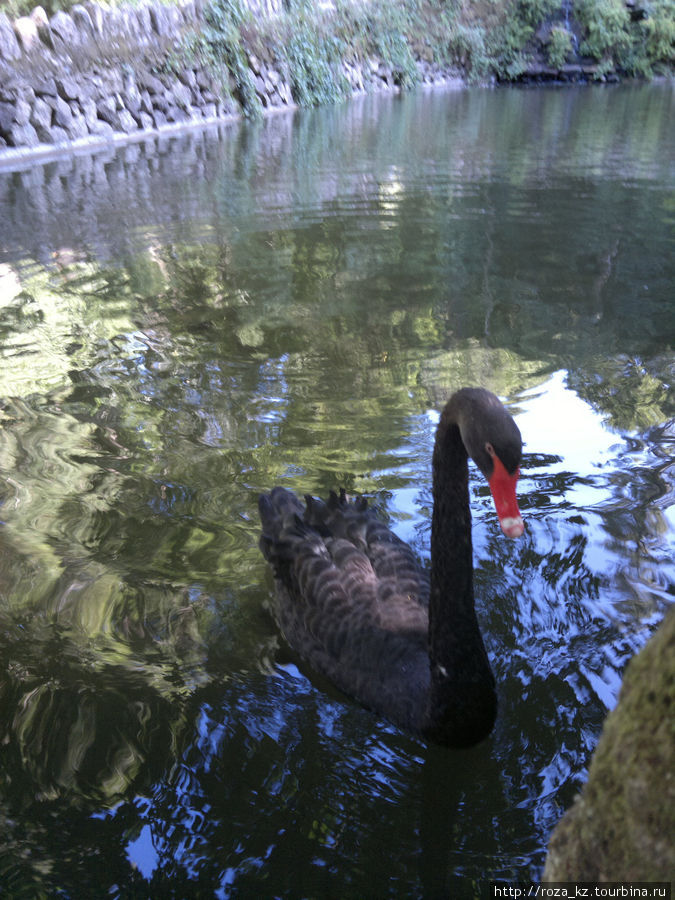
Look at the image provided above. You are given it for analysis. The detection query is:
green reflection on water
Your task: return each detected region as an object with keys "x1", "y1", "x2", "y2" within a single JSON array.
[{"x1": 0, "y1": 82, "x2": 673, "y2": 894}]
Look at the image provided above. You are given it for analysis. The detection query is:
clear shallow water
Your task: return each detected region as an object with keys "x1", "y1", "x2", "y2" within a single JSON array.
[{"x1": 0, "y1": 83, "x2": 673, "y2": 897}]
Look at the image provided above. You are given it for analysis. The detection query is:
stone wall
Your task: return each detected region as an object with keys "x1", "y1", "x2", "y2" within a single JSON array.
[
  {"x1": 0, "y1": 2, "x2": 270, "y2": 154},
  {"x1": 0, "y1": 1, "x2": 457, "y2": 163}
]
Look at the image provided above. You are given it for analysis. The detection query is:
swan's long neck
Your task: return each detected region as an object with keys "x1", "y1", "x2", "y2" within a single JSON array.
[{"x1": 423, "y1": 409, "x2": 496, "y2": 746}]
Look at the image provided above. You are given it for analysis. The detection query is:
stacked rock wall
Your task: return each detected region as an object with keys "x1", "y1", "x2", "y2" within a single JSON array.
[
  {"x1": 0, "y1": 1, "x2": 293, "y2": 155},
  {"x1": 0, "y1": 1, "x2": 458, "y2": 161}
]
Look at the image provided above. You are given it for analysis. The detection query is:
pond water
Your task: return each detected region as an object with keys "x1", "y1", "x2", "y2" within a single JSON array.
[{"x1": 0, "y1": 82, "x2": 673, "y2": 897}]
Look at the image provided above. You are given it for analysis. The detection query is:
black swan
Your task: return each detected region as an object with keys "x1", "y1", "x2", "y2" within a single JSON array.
[{"x1": 258, "y1": 387, "x2": 524, "y2": 746}]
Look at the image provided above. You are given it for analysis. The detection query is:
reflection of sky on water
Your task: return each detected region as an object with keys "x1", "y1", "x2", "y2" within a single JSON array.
[
  {"x1": 516, "y1": 370, "x2": 620, "y2": 504},
  {"x1": 391, "y1": 370, "x2": 623, "y2": 543},
  {"x1": 126, "y1": 823, "x2": 158, "y2": 880},
  {"x1": 515, "y1": 372, "x2": 626, "y2": 588},
  {"x1": 381, "y1": 369, "x2": 673, "y2": 671}
]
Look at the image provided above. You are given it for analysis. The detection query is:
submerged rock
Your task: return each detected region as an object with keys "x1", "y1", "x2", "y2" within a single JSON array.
[{"x1": 544, "y1": 607, "x2": 675, "y2": 881}]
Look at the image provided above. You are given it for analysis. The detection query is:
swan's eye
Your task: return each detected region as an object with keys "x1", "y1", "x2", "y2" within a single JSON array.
[{"x1": 485, "y1": 442, "x2": 495, "y2": 457}]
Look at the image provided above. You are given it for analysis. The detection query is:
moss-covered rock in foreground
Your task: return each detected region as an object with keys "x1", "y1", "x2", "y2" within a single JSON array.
[{"x1": 544, "y1": 606, "x2": 675, "y2": 881}]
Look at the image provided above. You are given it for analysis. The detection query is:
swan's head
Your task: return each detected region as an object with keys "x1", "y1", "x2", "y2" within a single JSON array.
[
  {"x1": 484, "y1": 446, "x2": 524, "y2": 538},
  {"x1": 452, "y1": 388, "x2": 524, "y2": 539}
]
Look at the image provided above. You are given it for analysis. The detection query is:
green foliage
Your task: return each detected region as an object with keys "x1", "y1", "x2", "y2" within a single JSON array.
[
  {"x1": 359, "y1": 0, "x2": 420, "y2": 87},
  {"x1": 467, "y1": 0, "x2": 673, "y2": 80},
  {"x1": 487, "y1": 7, "x2": 536, "y2": 79},
  {"x1": 195, "y1": 0, "x2": 262, "y2": 116},
  {"x1": 511, "y1": 0, "x2": 559, "y2": 28},
  {"x1": 447, "y1": 23, "x2": 491, "y2": 79},
  {"x1": 573, "y1": 0, "x2": 674, "y2": 76},
  {"x1": 259, "y1": 0, "x2": 423, "y2": 106},
  {"x1": 548, "y1": 26, "x2": 573, "y2": 68},
  {"x1": 576, "y1": 0, "x2": 631, "y2": 62},
  {"x1": 641, "y1": 0, "x2": 675, "y2": 71},
  {"x1": 317, "y1": 0, "x2": 422, "y2": 89},
  {"x1": 283, "y1": 13, "x2": 351, "y2": 106}
]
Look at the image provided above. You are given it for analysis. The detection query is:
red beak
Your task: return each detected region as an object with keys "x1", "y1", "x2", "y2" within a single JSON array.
[{"x1": 488, "y1": 456, "x2": 524, "y2": 538}]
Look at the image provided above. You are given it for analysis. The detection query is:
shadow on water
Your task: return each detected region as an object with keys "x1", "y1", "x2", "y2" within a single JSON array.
[{"x1": 0, "y1": 83, "x2": 673, "y2": 895}]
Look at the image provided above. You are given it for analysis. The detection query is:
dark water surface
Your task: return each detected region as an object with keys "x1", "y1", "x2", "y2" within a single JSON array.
[{"x1": 0, "y1": 83, "x2": 673, "y2": 897}]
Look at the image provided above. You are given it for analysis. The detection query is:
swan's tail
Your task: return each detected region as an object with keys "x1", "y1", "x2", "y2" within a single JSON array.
[{"x1": 258, "y1": 487, "x2": 324, "y2": 567}]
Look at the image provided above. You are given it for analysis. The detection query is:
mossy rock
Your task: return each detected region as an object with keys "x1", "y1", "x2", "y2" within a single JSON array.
[{"x1": 544, "y1": 607, "x2": 675, "y2": 881}]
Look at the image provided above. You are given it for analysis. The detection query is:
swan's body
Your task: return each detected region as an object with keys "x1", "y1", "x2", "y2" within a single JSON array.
[{"x1": 259, "y1": 388, "x2": 523, "y2": 747}]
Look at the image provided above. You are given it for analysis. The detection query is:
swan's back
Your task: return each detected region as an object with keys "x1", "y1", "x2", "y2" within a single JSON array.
[{"x1": 259, "y1": 487, "x2": 432, "y2": 730}]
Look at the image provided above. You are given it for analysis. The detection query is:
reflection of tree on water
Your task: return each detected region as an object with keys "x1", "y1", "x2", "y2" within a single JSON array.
[
  {"x1": 570, "y1": 361, "x2": 675, "y2": 430},
  {"x1": 2, "y1": 633, "x2": 178, "y2": 805},
  {"x1": 0, "y1": 613, "x2": 183, "y2": 889}
]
